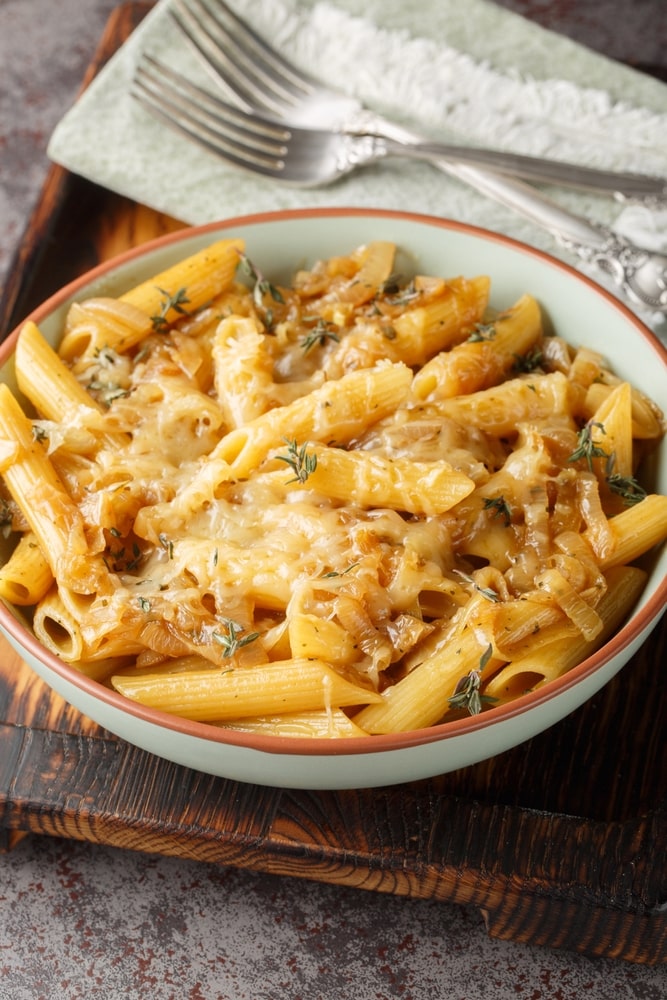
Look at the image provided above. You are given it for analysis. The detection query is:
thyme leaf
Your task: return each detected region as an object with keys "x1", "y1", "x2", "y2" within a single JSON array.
[
  {"x1": 300, "y1": 318, "x2": 340, "y2": 352},
  {"x1": 125, "y1": 542, "x2": 143, "y2": 572},
  {"x1": 384, "y1": 279, "x2": 420, "y2": 306},
  {"x1": 212, "y1": 619, "x2": 260, "y2": 658},
  {"x1": 150, "y1": 286, "x2": 191, "y2": 332},
  {"x1": 467, "y1": 321, "x2": 496, "y2": 343},
  {"x1": 447, "y1": 643, "x2": 497, "y2": 716},
  {"x1": 86, "y1": 380, "x2": 130, "y2": 406},
  {"x1": 482, "y1": 495, "x2": 512, "y2": 527},
  {"x1": 238, "y1": 252, "x2": 284, "y2": 325},
  {"x1": 454, "y1": 570, "x2": 500, "y2": 603},
  {"x1": 94, "y1": 345, "x2": 122, "y2": 366},
  {"x1": 322, "y1": 560, "x2": 361, "y2": 578},
  {"x1": 512, "y1": 347, "x2": 543, "y2": 373},
  {"x1": 108, "y1": 541, "x2": 143, "y2": 574},
  {"x1": 606, "y1": 471, "x2": 647, "y2": 506},
  {"x1": 568, "y1": 420, "x2": 609, "y2": 471},
  {"x1": 276, "y1": 438, "x2": 317, "y2": 484}
]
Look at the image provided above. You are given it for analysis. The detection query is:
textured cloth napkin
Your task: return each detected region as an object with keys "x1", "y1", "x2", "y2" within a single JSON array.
[{"x1": 48, "y1": 0, "x2": 667, "y2": 331}]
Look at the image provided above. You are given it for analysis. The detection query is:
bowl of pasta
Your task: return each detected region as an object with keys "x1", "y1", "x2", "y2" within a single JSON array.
[{"x1": 0, "y1": 207, "x2": 665, "y2": 789}]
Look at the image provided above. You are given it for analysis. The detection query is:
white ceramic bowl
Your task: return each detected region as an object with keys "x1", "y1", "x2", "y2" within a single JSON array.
[{"x1": 1, "y1": 208, "x2": 665, "y2": 789}]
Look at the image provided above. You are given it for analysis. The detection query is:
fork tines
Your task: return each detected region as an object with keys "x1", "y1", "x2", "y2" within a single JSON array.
[
  {"x1": 132, "y1": 55, "x2": 292, "y2": 174},
  {"x1": 170, "y1": 0, "x2": 316, "y2": 115}
]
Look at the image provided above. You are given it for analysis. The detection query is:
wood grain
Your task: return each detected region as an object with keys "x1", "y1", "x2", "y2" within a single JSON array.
[{"x1": 0, "y1": 1, "x2": 665, "y2": 965}]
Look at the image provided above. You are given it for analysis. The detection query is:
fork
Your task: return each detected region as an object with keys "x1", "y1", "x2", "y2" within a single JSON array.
[
  {"x1": 134, "y1": 56, "x2": 667, "y2": 194},
  {"x1": 145, "y1": 0, "x2": 667, "y2": 313},
  {"x1": 168, "y1": 0, "x2": 667, "y2": 202}
]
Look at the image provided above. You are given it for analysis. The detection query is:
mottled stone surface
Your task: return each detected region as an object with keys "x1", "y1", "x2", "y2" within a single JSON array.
[
  {"x1": 0, "y1": 2, "x2": 666, "y2": 997},
  {"x1": 2, "y1": 834, "x2": 667, "y2": 999}
]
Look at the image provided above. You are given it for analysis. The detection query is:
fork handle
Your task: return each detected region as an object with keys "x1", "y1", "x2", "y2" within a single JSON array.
[
  {"x1": 433, "y1": 164, "x2": 667, "y2": 312},
  {"x1": 435, "y1": 162, "x2": 611, "y2": 246},
  {"x1": 349, "y1": 116, "x2": 667, "y2": 312},
  {"x1": 374, "y1": 134, "x2": 666, "y2": 200}
]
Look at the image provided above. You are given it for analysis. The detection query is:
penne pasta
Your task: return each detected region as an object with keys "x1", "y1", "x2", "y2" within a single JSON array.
[
  {"x1": 213, "y1": 708, "x2": 371, "y2": 739},
  {"x1": 15, "y1": 320, "x2": 128, "y2": 455},
  {"x1": 0, "y1": 384, "x2": 106, "y2": 594},
  {"x1": 389, "y1": 275, "x2": 491, "y2": 366},
  {"x1": 434, "y1": 369, "x2": 583, "y2": 437},
  {"x1": 111, "y1": 658, "x2": 382, "y2": 722},
  {"x1": 0, "y1": 237, "x2": 663, "y2": 740},
  {"x1": 119, "y1": 238, "x2": 246, "y2": 341},
  {"x1": 209, "y1": 360, "x2": 413, "y2": 477},
  {"x1": 276, "y1": 444, "x2": 475, "y2": 515},
  {"x1": 212, "y1": 315, "x2": 276, "y2": 427},
  {"x1": 583, "y1": 379, "x2": 664, "y2": 441},
  {"x1": 0, "y1": 532, "x2": 53, "y2": 606},
  {"x1": 589, "y1": 493, "x2": 667, "y2": 569},
  {"x1": 32, "y1": 586, "x2": 85, "y2": 661},
  {"x1": 352, "y1": 597, "x2": 505, "y2": 734},
  {"x1": 587, "y1": 380, "x2": 633, "y2": 480},
  {"x1": 482, "y1": 565, "x2": 647, "y2": 700},
  {"x1": 58, "y1": 298, "x2": 153, "y2": 363},
  {"x1": 411, "y1": 292, "x2": 542, "y2": 401},
  {"x1": 16, "y1": 321, "x2": 105, "y2": 419}
]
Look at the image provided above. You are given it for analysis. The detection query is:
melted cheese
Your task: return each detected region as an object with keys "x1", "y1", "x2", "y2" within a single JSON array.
[{"x1": 9, "y1": 240, "x2": 664, "y2": 733}]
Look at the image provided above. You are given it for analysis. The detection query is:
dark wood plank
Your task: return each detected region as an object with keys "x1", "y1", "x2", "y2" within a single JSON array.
[
  {"x1": 1, "y1": 722, "x2": 664, "y2": 964},
  {"x1": 0, "y1": 1, "x2": 665, "y2": 965}
]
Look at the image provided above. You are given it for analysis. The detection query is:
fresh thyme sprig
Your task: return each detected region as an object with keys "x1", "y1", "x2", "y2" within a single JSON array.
[
  {"x1": 467, "y1": 321, "x2": 496, "y2": 343},
  {"x1": 212, "y1": 619, "x2": 260, "y2": 658},
  {"x1": 482, "y1": 495, "x2": 512, "y2": 527},
  {"x1": 300, "y1": 318, "x2": 340, "y2": 352},
  {"x1": 606, "y1": 471, "x2": 647, "y2": 506},
  {"x1": 448, "y1": 643, "x2": 496, "y2": 716},
  {"x1": 568, "y1": 420, "x2": 609, "y2": 471},
  {"x1": 276, "y1": 438, "x2": 318, "y2": 484},
  {"x1": 150, "y1": 286, "x2": 191, "y2": 332},
  {"x1": 512, "y1": 347, "x2": 543, "y2": 373},
  {"x1": 238, "y1": 252, "x2": 285, "y2": 326},
  {"x1": 603, "y1": 452, "x2": 647, "y2": 506},
  {"x1": 86, "y1": 380, "x2": 131, "y2": 406},
  {"x1": 454, "y1": 571, "x2": 500, "y2": 603},
  {"x1": 322, "y1": 560, "x2": 361, "y2": 578},
  {"x1": 566, "y1": 423, "x2": 647, "y2": 505}
]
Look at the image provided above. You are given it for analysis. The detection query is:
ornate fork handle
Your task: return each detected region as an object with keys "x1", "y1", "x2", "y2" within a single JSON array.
[
  {"x1": 445, "y1": 163, "x2": 667, "y2": 315},
  {"x1": 564, "y1": 230, "x2": 667, "y2": 313}
]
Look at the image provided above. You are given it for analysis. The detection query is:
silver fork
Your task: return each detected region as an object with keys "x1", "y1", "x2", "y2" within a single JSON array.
[
  {"x1": 133, "y1": 56, "x2": 667, "y2": 193},
  {"x1": 167, "y1": 0, "x2": 666, "y2": 202},
  {"x1": 154, "y1": 0, "x2": 667, "y2": 314}
]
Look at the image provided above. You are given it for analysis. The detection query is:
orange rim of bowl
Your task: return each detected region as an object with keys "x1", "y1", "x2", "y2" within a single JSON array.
[{"x1": 1, "y1": 207, "x2": 665, "y2": 758}]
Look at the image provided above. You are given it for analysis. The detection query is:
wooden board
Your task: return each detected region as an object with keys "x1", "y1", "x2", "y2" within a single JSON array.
[{"x1": 0, "y1": 2, "x2": 665, "y2": 966}]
